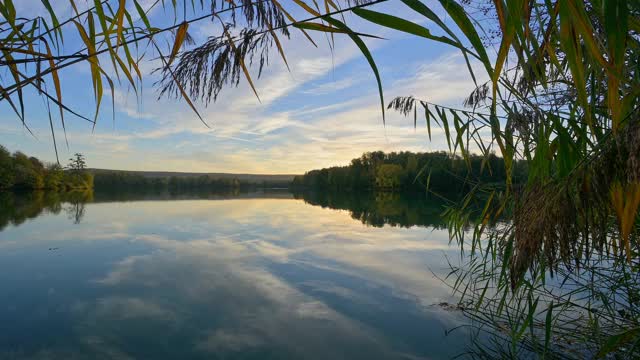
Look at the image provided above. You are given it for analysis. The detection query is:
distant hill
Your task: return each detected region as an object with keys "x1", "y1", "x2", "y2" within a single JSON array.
[{"x1": 88, "y1": 169, "x2": 297, "y2": 184}]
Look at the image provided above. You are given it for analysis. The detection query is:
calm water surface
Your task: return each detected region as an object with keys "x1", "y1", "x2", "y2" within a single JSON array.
[{"x1": 0, "y1": 191, "x2": 469, "y2": 359}]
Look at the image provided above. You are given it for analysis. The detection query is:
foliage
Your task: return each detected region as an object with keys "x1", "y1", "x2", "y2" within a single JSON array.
[
  {"x1": 0, "y1": 145, "x2": 15, "y2": 188},
  {"x1": 292, "y1": 151, "x2": 525, "y2": 195},
  {"x1": 375, "y1": 163, "x2": 405, "y2": 189},
  {"x1": 0, "y1": 145, "x2": 92, "y2": 191},
  {"x1": 352, "y1": 0, "x2": 640, "y2": 358},
  {"x1": 92, "y1": 171, "x2": 289, "y2": 192},
  {"x1": 43, "y1": 163, "x2": 64, "y2": 189},
  {"x1": 66, "y1": 153, "x2": 87, "y2": 173},
  {"x1": 295, "y1": 0, "x2": 639, "y2": 357}
]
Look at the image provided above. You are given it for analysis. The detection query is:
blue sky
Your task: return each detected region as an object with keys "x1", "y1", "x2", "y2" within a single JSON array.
[{"x1": 0, "y1": 1, "x2": 491, "y2": 174}]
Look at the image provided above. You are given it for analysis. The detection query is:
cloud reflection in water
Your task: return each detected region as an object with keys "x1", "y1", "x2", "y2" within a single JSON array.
[{"x1": 0, "y1": 194, "x2": 468, "y2": 359}]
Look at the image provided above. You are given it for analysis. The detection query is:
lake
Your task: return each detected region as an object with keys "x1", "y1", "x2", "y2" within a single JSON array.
[{"x1": 0, "y1": 190, "x2": 471, "y2": 359}]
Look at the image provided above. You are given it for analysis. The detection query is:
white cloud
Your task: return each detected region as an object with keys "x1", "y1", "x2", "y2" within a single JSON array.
[
  {"x1": 111, "y1": 89, "x2": 157, "y2": 120},
  {"x1": 391, "y1": 52, "x2": 489, "y2": 105},
  {"x1": 10, "y1": 49, "x2": 478, "y2": 173},
  {"x1": 302, "y1": 76, "x2": 362, "y2": 95},
  {"x1": 2, "y1": 0, "x2": 487, "y2": 174}
]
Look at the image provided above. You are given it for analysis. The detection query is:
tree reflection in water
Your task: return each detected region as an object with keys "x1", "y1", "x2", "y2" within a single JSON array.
[
  {"x1": 0, "y1": 190, "x2": 92, "y2": 230},
  {"x1": 0, "y1": 189, "x2": 454, "y2": 231},
  {"x1": 293, "y1": 190, "x2": 449, "y2": 228}
]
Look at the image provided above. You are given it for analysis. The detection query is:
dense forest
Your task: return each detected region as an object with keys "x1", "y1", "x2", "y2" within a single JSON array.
[
  {"x1": 292, "y1": 151, "x2": 526, "y2": 194},
  {"x1": 92, "y1": 171, "x2": 291, "y2": 192},
  {"x1": 0, "y1": 146, "x2": 93, "y2": 191}
]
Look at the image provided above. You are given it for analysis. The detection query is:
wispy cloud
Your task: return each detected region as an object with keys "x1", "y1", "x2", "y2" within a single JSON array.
[
  {"x1": 302, "y1": 76, "x2": 362, "y2": 95},
  {"x1": 1, "y1": 1, "x2": 485, "y2": 174}
]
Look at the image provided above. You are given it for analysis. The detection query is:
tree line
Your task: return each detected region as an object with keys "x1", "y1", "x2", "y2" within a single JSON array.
[
  {"x1": 94, "y1": 172, "x2": 244, "y2": 192},
  {"x1": 92, "y1": 171, "x2": 291, "y2": 192},
  {"x1": 0, "y1": 145, "x2": 293, "y2": 194},
  {"x1": 291, "y1": 151, "x2": 527, "y2": 194},
  {"x1": 0, "y1": 146, "x2": 93, "y2": 191}
]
